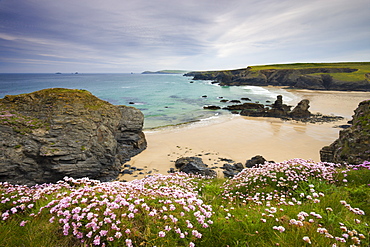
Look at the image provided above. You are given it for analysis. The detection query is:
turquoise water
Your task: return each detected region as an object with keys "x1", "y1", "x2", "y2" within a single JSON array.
[{"x1": 0, "y1": 73, "x2": 298, "y2": 129}]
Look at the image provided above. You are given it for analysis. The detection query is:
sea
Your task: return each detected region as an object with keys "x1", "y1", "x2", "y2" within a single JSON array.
[{"x1": 0, "y1": 73, "x2": 299, "y2": 129}]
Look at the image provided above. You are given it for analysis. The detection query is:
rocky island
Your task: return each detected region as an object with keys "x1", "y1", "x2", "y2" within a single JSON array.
[
  {"x1": 185, "y1": 62, "x2": 370, "y2": 91},
  {"x1": 0, "y1": 88, "x2": 147, "y2": 185}
]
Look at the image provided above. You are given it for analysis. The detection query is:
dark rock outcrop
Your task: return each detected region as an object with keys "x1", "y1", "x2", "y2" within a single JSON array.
[
  {"x1": 245, "y1": 155, "x2": 268, "y2": 168},
  {"x1": 265, "y1": 95, "x2": 292, "y2": 117},
  {"x1": 224, "y1": 102, "x2": 265, "y2": 111},
  {"x1": 208, "y1": 95, "x2": 341, "y2": 123},
  {"x1": 289, "y1": 99, "x2": 311, "y2": 118},
  {"x1": 0, "y1": 88, "x2": 147, "y2": 185},
  {"x1": 237, "y1": 95, "x2": 293, "y2": 118},
  {"x1": 184, "y1": 63, "x2": 370, "y2": 91},
  {"x1": 320, "y1": 100, "x2": 370, "y2": 165},
  {"x1": 203, "y1": 105, "x2": 221, "y2": 110},
  {"x1": 222, "y1": 162, "x2": 244, "y2": 178},
  {"x1": 175, "y1": 157, "x2": 216, "y2": 177}
]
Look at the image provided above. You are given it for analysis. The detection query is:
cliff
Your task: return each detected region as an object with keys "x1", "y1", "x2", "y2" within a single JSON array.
[
  {"x1": 184, "y1": 62, "x2": 370, "y2": 91},
  {"x1": 142, "y1": 70, "x2": 188, "y2": 74},
  {"x1": 0, "y1": 88, "x2": 147, "y2": 185},
  {"x1": 320, "y1": 100, "x2": 370, "y2": 164}
]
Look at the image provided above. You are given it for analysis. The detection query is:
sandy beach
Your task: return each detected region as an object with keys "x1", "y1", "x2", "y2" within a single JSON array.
[{"x1": 118, "y1": 89, "x2": 369, "y2": 181}]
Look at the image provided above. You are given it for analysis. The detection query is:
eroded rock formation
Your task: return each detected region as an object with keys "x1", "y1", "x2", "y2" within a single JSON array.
[
  {"x1": 0, "y1": 88, "x2": 147, "y2": 185},
  {"x1": 320, "y1": 100, "x2": 370, "y2": 165}
]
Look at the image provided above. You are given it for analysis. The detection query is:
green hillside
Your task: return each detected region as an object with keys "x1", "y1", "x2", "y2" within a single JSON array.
[{"x1": 249, "y1": 62, "x2": 370, "y2": 82}]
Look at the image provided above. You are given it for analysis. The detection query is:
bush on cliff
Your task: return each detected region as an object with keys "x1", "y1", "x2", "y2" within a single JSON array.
[{"x1": 0, "y1": 159, "x2": 369, "y2": 246}]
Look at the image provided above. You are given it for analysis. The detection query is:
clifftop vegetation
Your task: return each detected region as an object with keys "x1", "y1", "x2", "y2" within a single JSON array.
[
  {"x1": 248, "y1": 62, "x2": 370, "y2": 82},
  {"x1": 185, "y1": 62, "x2": 370, "y2": 91},
  {"x1": 0, "y1": 159, "x2": 369, "y2": 246}
]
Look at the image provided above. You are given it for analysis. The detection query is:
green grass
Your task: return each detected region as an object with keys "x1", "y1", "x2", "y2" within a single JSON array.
[
  {"x1": 0, "y1": 160, "x2": 369, "y2": 246},
  {"x1": 249, "y1": 62, "x2": 370, "y2": 82},
  {"x1": 190, "y1": 62, "x2": 370, "y2": 83},
  {"x1": 249, "y1": 62, "x2": 370, "y2": 70}
]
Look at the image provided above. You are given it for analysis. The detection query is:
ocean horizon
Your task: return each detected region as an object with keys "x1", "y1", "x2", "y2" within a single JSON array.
[{"x1": 0, "y1": 73, "x2": 299, "y2": 129}]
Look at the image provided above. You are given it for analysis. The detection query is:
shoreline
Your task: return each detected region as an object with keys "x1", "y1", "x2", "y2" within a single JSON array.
[{"x1": 118, "y1": 89, "x2": 369, "y2": 182}]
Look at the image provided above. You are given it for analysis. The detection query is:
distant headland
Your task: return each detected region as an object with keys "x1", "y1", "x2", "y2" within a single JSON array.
[
  {"x1": 142, "y1": 70, "x2": 189, "y2": 74},
  {"x1": 184, "y1": 62, "x2": 370, "y2": 91}
]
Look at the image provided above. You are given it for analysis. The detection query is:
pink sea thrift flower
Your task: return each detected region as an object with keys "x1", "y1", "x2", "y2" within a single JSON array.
[
  {"x1": 302, "y1": 236, "x2": 311, "y2": 244},
  {"x1": 20, "y1": 220, "x2": 28, "y2": 226},
  {"x1": 192, "y1": 230, "x2": 202, "y2": 238},
  {"x1": 125, "y1": 239, "x2": 133, "y2": 247},
  {"x1": 272, "y1": 226, "x2": 285, "y2": 233},
  {"x1": 93, "y1": 236, "x2": 101, "y2": 245}
]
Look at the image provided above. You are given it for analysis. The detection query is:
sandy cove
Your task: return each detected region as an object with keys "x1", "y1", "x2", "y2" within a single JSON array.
[{"x1": 118, "y1": 89, "x2": 370, "y2": 181}]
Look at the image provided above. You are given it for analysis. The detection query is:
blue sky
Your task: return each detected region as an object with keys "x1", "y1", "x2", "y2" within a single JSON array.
[{"x1": 0, "y1": 0, "x2": 369, "y2": 73}]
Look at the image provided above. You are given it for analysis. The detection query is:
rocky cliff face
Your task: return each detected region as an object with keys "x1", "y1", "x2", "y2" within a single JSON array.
[
  {"x1": 185, "y1": 67, "x2": 370, "y2": 91},
  {"x1": 320, "y1": 100, "x2": 370, "y2": 165},
  {"x1": 0, "y1": 88, "x2": 147, "y2": 185}
]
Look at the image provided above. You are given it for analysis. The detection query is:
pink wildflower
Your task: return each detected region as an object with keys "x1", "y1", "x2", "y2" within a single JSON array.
[
  {"x1": 125, "y1": 239, "x2": 133, "y2": 247},
  {"x1": 302, "y1": 236, "x2": 311, "y2": 244},
  {"x1": 20, "y1": 220, "x2": 28, "y2": 226}
]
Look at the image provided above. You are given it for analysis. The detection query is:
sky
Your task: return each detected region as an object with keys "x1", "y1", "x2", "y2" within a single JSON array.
[{"x1": 0, "y1": 0, "x2": 369, "y2": 73}]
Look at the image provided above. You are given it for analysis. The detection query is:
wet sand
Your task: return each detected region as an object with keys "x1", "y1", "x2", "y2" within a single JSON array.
[{"x1": 118, "y1": 90, "x2": 369, "y2": 181}]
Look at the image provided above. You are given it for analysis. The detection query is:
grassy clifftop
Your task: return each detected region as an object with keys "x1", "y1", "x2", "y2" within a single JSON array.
[
  {"x1": 185, "y1": 62, "x2": 370, "y2": 91},
  {"x1": 248, "y1": 62, "x2": 370, "y2": 82}
]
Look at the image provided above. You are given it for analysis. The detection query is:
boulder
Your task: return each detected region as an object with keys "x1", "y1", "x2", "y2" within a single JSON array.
[
  {"x1": 203, "y1": 105, "x2": 221, "y2": 110},
  {"x1": 245, "y1": 155, "x2": 267, "y2": 168},
  {"x1": 222, "y1": 162, "x2": 244, "y2": 178},
  {"x1": 0, "y1": 88, "x2": 147, "y2": 185},
  {"x1": 175, "y1": 157, "x2": 216, "y2": 177}
]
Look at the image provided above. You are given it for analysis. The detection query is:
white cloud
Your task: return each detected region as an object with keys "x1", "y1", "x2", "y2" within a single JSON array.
[{"x1": 0, "y1": 0, "x2": 369, "y2": 72}]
